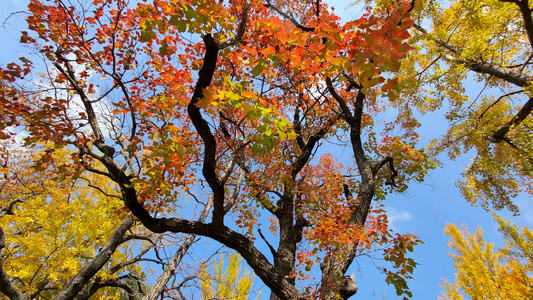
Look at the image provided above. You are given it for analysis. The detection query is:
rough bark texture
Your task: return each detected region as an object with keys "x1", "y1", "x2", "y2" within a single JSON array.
[
  {"x1": 69, "y1": 34, "x2": 305, "y2": 300},
  {"x1": 320, "y1": 78, "x2": 375, "y2": 299},
  {"x1": 268, "y1": 118, "x2": 331, "y2": 300}
]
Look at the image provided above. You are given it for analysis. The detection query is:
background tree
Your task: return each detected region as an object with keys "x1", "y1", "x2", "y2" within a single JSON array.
[
  {"x1": 440, "y1": 215, "x2": 533, "y2": 299},
  {"x1": 199, "y1": 252, "x2": 260, "y2": 300},
  {"x1": 0, "y1": 140, "x2": 154, "y2": 299},
  {"x1": 0, "y1": 0, "x2": 437, "y2": 299},
  {"x1": 384, "y1": 0, "x2": 533, "y2": 213}
]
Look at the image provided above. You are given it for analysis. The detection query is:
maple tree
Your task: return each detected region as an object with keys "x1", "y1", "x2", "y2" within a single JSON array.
[
  {"x1": 440, "y1": 216, "x2": 533, "y2": 299},
  {"x1": 0, "y1": 0, "x2": 442, "y2": 299}
]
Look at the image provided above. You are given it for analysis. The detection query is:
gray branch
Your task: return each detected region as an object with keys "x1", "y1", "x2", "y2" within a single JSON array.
[{"x1": 51, "y1": 216, "x2": 134, "y2": 300}]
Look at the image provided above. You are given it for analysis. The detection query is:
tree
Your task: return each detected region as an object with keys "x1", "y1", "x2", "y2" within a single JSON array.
[
  {"x1": 0, "y1": 140, "x2": 162, "y2": 299},
  {"x1": 389, "y1": 0, "x2": 533, "y2": 213},
  {"x1": 440, "y1": 215, "x2": 533, "y2": 299},
  {"x1": 1, "y1": 0, "x2": 437, "y2": 299},
  {"x1": 199, "y1": 252, "x2": 260, "y2": 300}
]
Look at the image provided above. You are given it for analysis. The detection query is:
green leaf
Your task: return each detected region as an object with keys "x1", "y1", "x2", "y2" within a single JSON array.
[
  {"x1": 169, "y1": 15, "x2": 181, "y2": 26},
  {"x1": 383, "y1": 58, "x2": 401, "y2": 72},
  {"x1": 251, "y1": 58, "x2": 266, "y2": 77},
  {"x1": 140, "y1": 30, "x2": 156, "y2": 42}
]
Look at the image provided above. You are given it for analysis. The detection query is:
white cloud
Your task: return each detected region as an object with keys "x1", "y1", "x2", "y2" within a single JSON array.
[{"x1": 386, "y1": 207, "x2": 413, "y2": 231}]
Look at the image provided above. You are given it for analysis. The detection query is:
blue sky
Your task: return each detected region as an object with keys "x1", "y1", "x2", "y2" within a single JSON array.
[
  {"x1": 1, "y1": 0, "x2": 532, "y2": 299},
  {"x1": 321, "y1": 1, "x2": 533, "y2": 298}
]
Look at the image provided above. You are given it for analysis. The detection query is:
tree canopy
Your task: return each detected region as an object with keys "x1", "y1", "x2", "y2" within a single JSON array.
[
  {"x1": 396, "y1": 0, "x2": 533, "y2": 212},
  {"x1": 199, "y1": 252, "x2": 260, "y2": 300},
  {"x1": 0, "y1": 0, "x2": 532, "y2": 299},
  {"x1": 440, "y1": 215, "x2": 533, "y2": 299}
]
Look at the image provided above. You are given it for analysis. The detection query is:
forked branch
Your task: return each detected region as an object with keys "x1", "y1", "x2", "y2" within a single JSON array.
[
  {"x1": 373, "y1": 156, "x2": 398, "y2": 187},
  {"x1": 264, "y1": 1, "x2": 315, "y2": 32}
]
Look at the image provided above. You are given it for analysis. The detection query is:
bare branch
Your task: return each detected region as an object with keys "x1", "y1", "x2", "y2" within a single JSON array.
[
  {"x1": 224, "y1": 168, "x2": 244, "y2": 214},
  {"x1": 121, "y1": 234, "x2": 157, "y2": 245},
  {"x1": 258, "y1": 228, "x2": 277, "y2": 259},
  {"x1": 110, "y1": 244, "x2": 155, "y2": 274},
  {"x1": 264, "y1": 1, "x2": 315, "y2": 32},
  {"x1": 143, "y1": 155, "x2": 244, "y2": 300}
]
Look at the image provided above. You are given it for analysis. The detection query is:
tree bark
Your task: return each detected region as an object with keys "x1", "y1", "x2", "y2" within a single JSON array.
[
  {"x1": 322, "y1": 78, "x2": 379, "y2": 299},
  {"x1": 0, "y1": 225, "x2": 24, "y2": 300}
]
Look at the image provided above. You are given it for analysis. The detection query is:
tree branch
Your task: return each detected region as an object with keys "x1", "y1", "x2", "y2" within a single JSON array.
[
  {"x1": 264, "y1": 1, "x2": 315, "y2": 32},
  {"x1": 413, "y1": 24, "x2": 531, "y2": 87},
  {"x1": 73, "y1": 277, "x2": 138, "y2": 300},
  {"x1": 143, "y1": 156, "x2": 248, "y2": 300},
  {"x1": 258, "y1": 228, "x2": 277, "y2": 259},
  {"x1": 51, "y1": 216, "x2": 134, "y2": 300},
  {"x1": 224, "y1": 168, "x2": 244, "y2": 214},
  {"x1": 110, "y1": 243, "x2": 154, "y2": 274},
  {"x1": 478, "y1": 90, "x2": 524, "y2": 121},
  {"x1": 488, "y1": 97, "x2": 533, "y2": 143},
  {"x1": 54, "y1": 53, "x2": 115, "y2": 157},
  {"x1": 501, "y1": 0, "x2": 533, "y2": 51},
  {"x1": 373, "y1": 156, "x2": 398, "y2": 187},
  {"x1": 29, "y1": 280, "x2": 50, "y2": 300},
  {"x1": 323, "y1": 78, "x2": 375, "y2": 300},
  {"x1": 219, "y1": 0, "x2": 251, "y2": 49},
  {"x1": 187, "y1": 34, "x2": 225, "y2": 227},
  {"x1": 0, "y1": 225, "x2": 24, "y2": 300},
  {"x1": 140, "y1": 199, "x2": 211, "y2": 300},
  {"x1": 0, "y1": 199, "x2": 23, "y2": 218},
  {"x1": 121, "y1": 234, "x2": 156, "y2": 245},
  {"x1": 326, "y1": 77, "x2": 355, "y2": 125},
  {"x1": 65, "y1": 26, "x2": 302, "y2": 300}
]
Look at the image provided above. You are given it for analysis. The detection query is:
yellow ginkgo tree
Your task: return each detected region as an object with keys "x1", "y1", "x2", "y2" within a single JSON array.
[
  {"x1": 440, "y1": 215, "x2": 533, "y2": 299},
  {"x1": 0, "y1": 141, "x2": 149, "y2": 299},
  {"x1": 199, "y1": 252, "x2": 260, "y2": 300},
  {"x1": 362, "y1": 0, "x2": 533, "y2": 213}
]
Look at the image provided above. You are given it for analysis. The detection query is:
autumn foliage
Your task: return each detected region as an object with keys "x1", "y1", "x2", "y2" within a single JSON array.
[
  {"x1": 1, "y1": 0, "x2": 532, "y2": 299},
  {"x1": 441, "y1": 216, "x2": 533, "y2": 299}
]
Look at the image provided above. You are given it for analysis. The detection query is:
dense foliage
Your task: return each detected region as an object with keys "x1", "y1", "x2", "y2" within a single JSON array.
[
  {"x1": 440, "y1": 216, "x2": 533, "y2": 299},
  {"x1": 1, "y1": 0, "x2": 532, "y2": 299}
]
